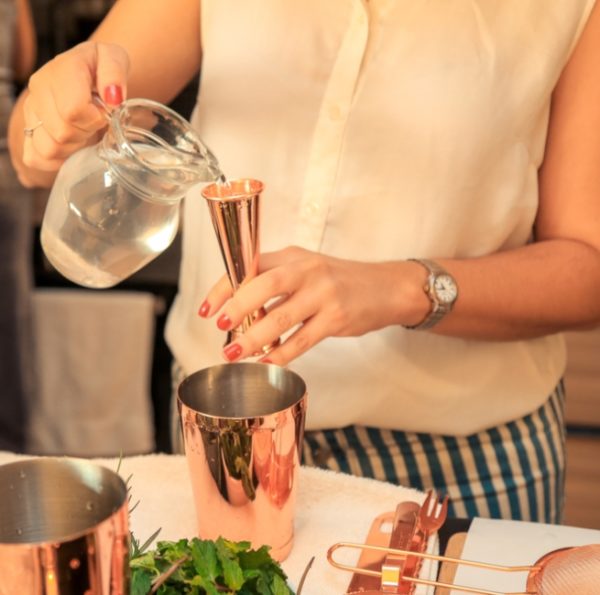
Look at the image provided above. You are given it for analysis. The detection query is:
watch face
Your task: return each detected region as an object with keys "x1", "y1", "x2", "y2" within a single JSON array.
[{"x1": 433, "y1": 274, "x2": 458, "y2": 304}]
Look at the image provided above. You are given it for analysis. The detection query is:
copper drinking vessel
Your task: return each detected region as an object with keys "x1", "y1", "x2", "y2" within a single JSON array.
[
  {"x1": 178, "y1": 362, "x2": 307, "y2": 561},
  {"x1": 0, "y1": 458, "x2": 130, "y2": 595}
]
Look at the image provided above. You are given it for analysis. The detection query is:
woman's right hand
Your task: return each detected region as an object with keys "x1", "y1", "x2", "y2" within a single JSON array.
[{"x1": 21, "y1": 41, "x2": 129, "y2": 175}]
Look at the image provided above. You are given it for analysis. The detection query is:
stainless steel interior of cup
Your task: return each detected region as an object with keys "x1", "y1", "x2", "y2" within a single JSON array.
[
  {"x1": 0, "y1": 458, "x2": 128, "y2": 545},
  {"x1": 178, "y1": 363, "x2": 306, "y2": 418}
]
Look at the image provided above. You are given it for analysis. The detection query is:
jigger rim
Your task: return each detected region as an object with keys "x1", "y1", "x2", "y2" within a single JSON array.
[{"x1": 201, "y1": 178, "x2": 264, "y2": 201}]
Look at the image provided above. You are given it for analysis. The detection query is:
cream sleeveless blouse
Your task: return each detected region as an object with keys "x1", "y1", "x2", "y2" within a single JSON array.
[{"x1": 165, "y1": 0, "x2": 596, "y2": 435}]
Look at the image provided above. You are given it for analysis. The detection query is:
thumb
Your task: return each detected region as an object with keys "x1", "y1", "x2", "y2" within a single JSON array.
[{"x1": 94, "y1": 42, "x2": 130, "y2": 106}]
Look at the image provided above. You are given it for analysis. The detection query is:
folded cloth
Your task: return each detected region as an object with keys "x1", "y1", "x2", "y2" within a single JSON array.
[{"x1": 29, "y1": 289, "x2": 156, "y2": 456}]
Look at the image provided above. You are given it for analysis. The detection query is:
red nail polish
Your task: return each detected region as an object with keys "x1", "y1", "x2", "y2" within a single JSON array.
[
  {"x1": 103, "y1": 84, "x2": 123, "y2": 106},
  {"x1": 198, "y1": 300, "x2": 210, "y2": 317},
  {"x1": 224, "y1": 343, "x2": 242, "y2": 362},
  {"x1": 217, "y1": 313, "x2": 232, "y2": 331}
]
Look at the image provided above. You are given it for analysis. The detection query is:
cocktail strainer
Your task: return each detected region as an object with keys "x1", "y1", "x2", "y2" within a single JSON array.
[{"x1": 525, "y1": 544, "x2": 600, "y2": 595}]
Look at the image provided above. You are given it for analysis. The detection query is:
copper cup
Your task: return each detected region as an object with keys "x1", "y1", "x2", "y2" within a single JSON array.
[
  {"x1": 178, "y1": 362, "x2": 307, "y2": 561},
  {"x1": 0, "y1": 458, "x2": 130, "y2": 595}
]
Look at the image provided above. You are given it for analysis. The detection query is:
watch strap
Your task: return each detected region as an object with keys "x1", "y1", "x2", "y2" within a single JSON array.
[{"x1": 404, "y1": 258, "x2": 456, "y2": 331}]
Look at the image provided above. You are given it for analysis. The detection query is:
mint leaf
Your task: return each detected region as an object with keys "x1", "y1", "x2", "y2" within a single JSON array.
[
  {"x1": 188, "y1": 575, "x2": 221, "y2": 595},
  {"x1": 129, "y1": 536, "x2": 295, "y2": 594},
  {"x1": 216, "y1": 538, "x2": 245, "y2": 590},
  {"x1": 271, "y1": 572, "x2": 294, "y2": 595},
  {"x1": 238, "y1": 546, "x2": 274, "y2": 569},
  {"x1": 157, "y1": 538, "x2": 189, "y2": 562},
  {"x1": 191, "y1": 539, "x2": 219, "y2": 584},
  {"x1": 130, "y1": 569, "x2": 153, "y2": 595},
  {"x1": 248, "y1": 573, "x2": 271, "y2": 595},
  {"x1": 130, "y1": 551, "x2": 158, "y2": 573}
]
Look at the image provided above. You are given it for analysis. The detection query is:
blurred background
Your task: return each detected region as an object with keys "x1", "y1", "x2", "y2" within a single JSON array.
[{"x1": 3, "y1": 0, "x2": 599, "y2": 528}]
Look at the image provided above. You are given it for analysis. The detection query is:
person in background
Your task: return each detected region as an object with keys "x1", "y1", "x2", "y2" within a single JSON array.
[
  {"x1": 0, "y1": 0, "x2": 36, "y2": 452},
  {"x1": 8, "y1": 1, "x2": 600, "y2": 522}
]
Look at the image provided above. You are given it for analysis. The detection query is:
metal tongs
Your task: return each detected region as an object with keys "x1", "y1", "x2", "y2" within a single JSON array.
[
  {"x1": 329, "y1": 491, "x2": 449, "y2": 594},
  {"x1": 330, "y1": 518, "x2": 600, "y2": 595},
  {"x1": 328, "y1": 541, "x2": 535, "y2": 595}
]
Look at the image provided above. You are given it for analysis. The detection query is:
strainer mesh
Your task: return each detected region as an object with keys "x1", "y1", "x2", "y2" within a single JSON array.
[{"x1": 534, "y1": 544, "x2": 600, "y2": 595}]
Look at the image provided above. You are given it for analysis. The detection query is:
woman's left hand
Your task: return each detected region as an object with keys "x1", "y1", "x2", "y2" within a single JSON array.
[{"x1": 199, "y1": 246, "x2": 429, "y2": 365}]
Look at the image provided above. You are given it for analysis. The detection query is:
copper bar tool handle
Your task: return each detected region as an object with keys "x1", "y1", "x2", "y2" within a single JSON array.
[
  {"x1": 381, "y1": 503, "x2": 420, "y2": 593},
  {"x1": 346, "y1": 502, "x2": 420, "y2": 594},
  {"x1": 328, "y1": 542, "x2": 533, "y2": 595}
]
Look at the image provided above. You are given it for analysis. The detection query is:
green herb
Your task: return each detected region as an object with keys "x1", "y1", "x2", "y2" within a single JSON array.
[
  {"x1": 122, "y1": 461, "x2": 293, "y2": 594},
  {"x1": 130, "y1": 536, "x2": 295, "y2": 595}
]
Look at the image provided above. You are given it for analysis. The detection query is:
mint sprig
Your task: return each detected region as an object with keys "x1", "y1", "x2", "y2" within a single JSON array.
[{"x1": 130, "y1": 536, "x2": 295, "y2": 595}]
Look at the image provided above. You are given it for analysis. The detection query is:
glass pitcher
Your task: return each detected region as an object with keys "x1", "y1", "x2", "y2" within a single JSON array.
[{"x1": 40, "y1": 97, "x2": 223, "y2": 288}]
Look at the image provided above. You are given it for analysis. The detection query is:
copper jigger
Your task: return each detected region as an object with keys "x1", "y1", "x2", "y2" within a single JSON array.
[
  {"x1": 0, "y1": 458, "x2": 130, "y2": 595},
  {"x1": 202, "y1": 178, "x2": 279, "y2": 355},
  {"x1": 178, "y1": 362, "x2": 307, "y2": 561}
]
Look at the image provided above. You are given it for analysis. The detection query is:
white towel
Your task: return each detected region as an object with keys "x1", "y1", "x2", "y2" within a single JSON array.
[
  {"x1": 100, "y1": 454, "x2": 439, "y2": 593},
  {"x1": 0, "y1": 451, "x2": 439, "y2": 593},
  {"x1": 29, "y1": 289, "x2": 156, "y2": 456}
]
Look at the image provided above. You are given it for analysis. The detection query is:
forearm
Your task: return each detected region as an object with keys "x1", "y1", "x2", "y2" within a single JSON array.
[
  {"x1": 426, "y1": 239, "x2": 600, "y2": 340},
  {"x1": 9, "y1": 0, "x2": 201, "y2": 190},
  {"x1": 14, "y1": 0, "x2": 37, "y2": 82}
]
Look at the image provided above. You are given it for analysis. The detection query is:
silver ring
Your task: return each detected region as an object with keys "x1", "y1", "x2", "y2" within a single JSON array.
[{"x1": 24, "y1": 121, "x2": 43, "y2": 138}]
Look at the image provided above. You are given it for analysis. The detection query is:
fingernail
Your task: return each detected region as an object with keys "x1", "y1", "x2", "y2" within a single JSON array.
[
  {"x1": 103, "y1": 84, "x2": 123, "y2": 106},
  {"x1": 260, "y1": 358, "x2": 273, "y2": 364},
  {"x1": 217, "y1": 313, "x2": 232, "y2": 331},
  {"x1": 224, "y1": 343, "x2": 242, "y2": 362},
  {"x1": 198, "y1": 300, "x2": 210, "y2": 318}
]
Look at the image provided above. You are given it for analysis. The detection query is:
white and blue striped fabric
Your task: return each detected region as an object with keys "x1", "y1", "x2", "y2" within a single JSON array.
[{"x1": 302, "y1": 383, "x2": 566, "y2": 524}]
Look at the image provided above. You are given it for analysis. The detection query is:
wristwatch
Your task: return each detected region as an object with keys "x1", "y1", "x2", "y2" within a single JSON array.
[{"x1": 404, "y1": 259, "x2": 458, "y2": 330}]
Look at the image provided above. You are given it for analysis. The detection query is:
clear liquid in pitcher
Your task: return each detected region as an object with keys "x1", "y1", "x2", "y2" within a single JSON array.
[{"x1": 40, "y1": 144, "x2": 200, "y2": 288}]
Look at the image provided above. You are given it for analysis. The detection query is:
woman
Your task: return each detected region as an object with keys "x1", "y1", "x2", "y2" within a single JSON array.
[
  {"x1": 1, "y1": 0, "x2": 36, "y2": 452},
  {"x1": 9, "y1": 0, "x2": 600, "y2": 522}
]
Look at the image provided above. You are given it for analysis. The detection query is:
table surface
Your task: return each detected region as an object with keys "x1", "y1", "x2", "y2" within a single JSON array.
[{"x1": 0, "y1": 451, "x2": 430, "y2": 595}]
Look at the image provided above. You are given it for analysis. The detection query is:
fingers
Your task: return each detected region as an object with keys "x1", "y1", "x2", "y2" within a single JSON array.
[
  {"x1": 95, "y1": 42, "x2": 130, "y2": 106},
  {"x1": 206, "y1": 268, "x2": 323, "y2": 364},
  {"x1": 22, "y1": 41, "x2": 129, "y2": 172},
  {"x1": 221, "y1": 298, "x2": 324, "y2": 366},
  {"x1": 198, "y1": 274, "x2": 234, "y2": 317},
  {"x1": 258, "y1": 245, "x2": 308, "y2": 273},
  {"x1": 23, "y1": 94, "x2": 89, "y2": 171},
  {"x1": 199, "y1": 247, "x2": 330, "y2": 364},
  {"x1": 265, "y1": 319, "x2": 322, "y2": 365}
]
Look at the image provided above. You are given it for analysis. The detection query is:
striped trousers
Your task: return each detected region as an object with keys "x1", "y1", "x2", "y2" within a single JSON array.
[
  {"x1": 302, "y1": 383, "x2": 566, "y2": 523},
  {"x1": 171, "y1": 363, "x2": 565, "y2": 523}
]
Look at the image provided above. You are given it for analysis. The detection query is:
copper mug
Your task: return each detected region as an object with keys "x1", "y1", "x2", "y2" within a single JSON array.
[
  {"x1": 0, "y1": 458, "x2": 130, "y2": 594},
  {"x1": 178, "y1": 362, "x2": 307, "y2": 561}
]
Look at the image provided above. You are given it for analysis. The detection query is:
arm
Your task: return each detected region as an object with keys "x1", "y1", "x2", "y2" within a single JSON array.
[
  {"x1": 8, "y1": 0, "x2": 201, "y2": 188},
  {"x1": 435, "y1": 0, "x2": 600, "y2": 339},
  {"x1": 13, "y1": 0, "x2": 37, "y2": 83},
  {"x1": 201, "y1": 3, "x2": 600, "y2": 364}
]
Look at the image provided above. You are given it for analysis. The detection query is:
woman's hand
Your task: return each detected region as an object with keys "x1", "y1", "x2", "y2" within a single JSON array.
[
  {"x1": 16, "y1": 41, "x2": 129, "y2": 182},
  {"x1": 200, "y1": 246, "x2": 430, "y2": 365}
]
